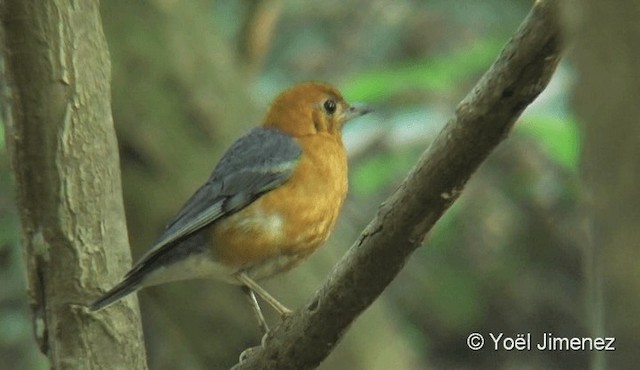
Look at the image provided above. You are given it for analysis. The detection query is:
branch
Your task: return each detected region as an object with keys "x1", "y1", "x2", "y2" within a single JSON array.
[{"x1": 233, "y1": 1, "x2": 562, "y2": 369}]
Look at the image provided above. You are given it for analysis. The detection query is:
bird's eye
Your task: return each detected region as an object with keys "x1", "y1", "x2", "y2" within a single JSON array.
[{"x1": 323, "y1": 99, "x2": 337, "y2": 114}]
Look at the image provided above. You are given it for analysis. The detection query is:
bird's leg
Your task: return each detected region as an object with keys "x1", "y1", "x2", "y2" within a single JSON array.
[
  {"x1": 237, "y1": 288, "x2": 273, "y2": 365},
  {"x1": 236, "y1": 272, "x2": 293, "y2": 319},
  {"x1": 237, "y1": 289, "x2": 266, "y2": 365},
  {"x1": 241, "y1": 285, "x2": 269, "y2": 335}
]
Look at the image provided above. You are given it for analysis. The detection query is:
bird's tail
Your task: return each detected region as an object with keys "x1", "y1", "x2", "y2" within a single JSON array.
[{"x1": 89, "y1": 274, "x2": 143, "y2": 312}]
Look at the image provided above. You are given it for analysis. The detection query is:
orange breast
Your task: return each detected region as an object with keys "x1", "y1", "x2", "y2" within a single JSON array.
[{"x1": 210, "y1": 133, "x2": 348, "y2": 279}]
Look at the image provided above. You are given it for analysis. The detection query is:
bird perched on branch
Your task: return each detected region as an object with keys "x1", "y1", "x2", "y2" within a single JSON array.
[{"x1": 90, "y1": 82, "x2": 370, "y2": 332}]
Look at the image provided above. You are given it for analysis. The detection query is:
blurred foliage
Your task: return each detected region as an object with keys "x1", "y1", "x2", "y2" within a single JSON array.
[
  {"x1": 343, "y1": 38, "x2": 504, "y2": 103},
  {"x1": 519, "y1": 114, "x2": 580, "y2": 172},
  {"x1": 351, "y1": 148, "x2": 422, "y2": 196},
  {"x1": 0, "y1": 0, "x2": 611, "y2": 369}
]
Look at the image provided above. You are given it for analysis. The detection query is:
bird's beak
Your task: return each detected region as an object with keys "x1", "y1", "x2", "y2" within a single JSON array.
[{"x1": 343, "y1": 103, "x2": 372, "y2": 123}]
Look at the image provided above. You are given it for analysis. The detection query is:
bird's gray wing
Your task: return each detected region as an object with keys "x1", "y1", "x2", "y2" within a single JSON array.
[{"x1": 128, "y1": 127, "x2": 302, "y2": 275}]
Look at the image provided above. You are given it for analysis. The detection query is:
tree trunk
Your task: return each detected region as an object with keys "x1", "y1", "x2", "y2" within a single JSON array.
[
  {"x1": 565, "y1": 1, "x2": 640, "y2": 368},
  {"x1": 0, "y1": 1, "x2": 147, "y2": 369}
]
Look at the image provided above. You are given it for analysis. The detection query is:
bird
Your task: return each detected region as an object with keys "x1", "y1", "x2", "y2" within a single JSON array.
[{"x1": 89, "y1": 82, "x2": 370, "y2": 332}]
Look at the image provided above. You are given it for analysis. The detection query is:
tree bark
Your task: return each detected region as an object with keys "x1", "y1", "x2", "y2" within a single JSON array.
[
  {"x1": 0, "y1": 1, "x2": 147, "y2": 369},
  {"x1": 234, "y1": 1, "x2": 562, "y2": 368}
]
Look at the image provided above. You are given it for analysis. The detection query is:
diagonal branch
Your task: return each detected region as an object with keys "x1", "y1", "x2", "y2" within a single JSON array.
[{"x1": 234, "y1": 1, "x2": 562, "y2": 369}]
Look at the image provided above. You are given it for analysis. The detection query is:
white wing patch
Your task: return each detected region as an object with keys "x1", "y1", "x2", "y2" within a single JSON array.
[{"x1": 232, "y1": 207, "x2": 285, "y2": 240}]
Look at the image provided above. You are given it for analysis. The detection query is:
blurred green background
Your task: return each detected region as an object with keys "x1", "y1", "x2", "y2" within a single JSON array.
[{"x1": 0, "y1": 0, "x2": 627, "y2": 369}]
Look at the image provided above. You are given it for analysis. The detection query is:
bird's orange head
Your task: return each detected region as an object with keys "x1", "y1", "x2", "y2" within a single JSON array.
[{"x1": 263, "y1": 82, "x2": 370, "y2": 138}]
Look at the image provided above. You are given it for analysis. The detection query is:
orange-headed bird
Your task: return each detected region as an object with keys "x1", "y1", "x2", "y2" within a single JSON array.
[{"x1": 90, "y1": 82, "x2": 370, "y2": 331}]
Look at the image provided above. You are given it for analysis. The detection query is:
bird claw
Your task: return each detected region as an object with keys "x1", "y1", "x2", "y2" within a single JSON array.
[
  {"x1": 261, "y1": 330, "x2": 270, "y2": 347},
  {"x1": 238, "y1": 345, "x2": 261, "y2": 363},
  {"x1": 279, "y1": 308, "x2": 293, "y2": 320},
  {"x1": 237, "y1": 331, "x2": 270, "y2": 364}
]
